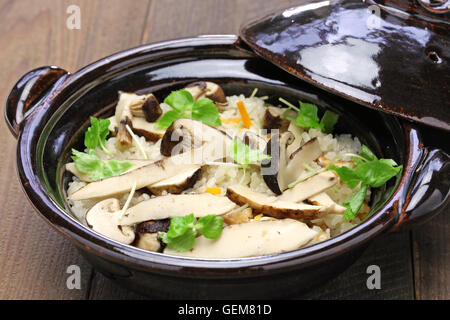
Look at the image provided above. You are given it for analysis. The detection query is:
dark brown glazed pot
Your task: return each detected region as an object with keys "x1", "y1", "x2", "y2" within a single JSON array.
[
  {"x1": 240, "y1": 0, "x2": 450, "y2": 131},
  {"x1": 4, "y1": 35, "x2": 449, "y2": 299}
]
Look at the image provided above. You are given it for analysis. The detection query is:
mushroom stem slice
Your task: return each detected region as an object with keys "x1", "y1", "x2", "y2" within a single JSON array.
[
  {"x1": 262, "y1": 135, "x2": 322, "y2": 194},
  {"x1": 278, "y1": 171, "x2": 338, "y2": 203},
  {"x1": 308, "y1": 192, "x2": 346, "y2": 214},
  {"x1": 120, "y1": 194, "x2": 236, "y2": 226},
  {"x1": 164, "y1": 219, "x2": 318, "y2": 259},
  {"x1": 68, "y1": 152, "x2": 200, "y2": 200},
  {"x1": 226, "y1": 185, "x2": 325, "y2": 221},
  {"x1": 85, "y1": 198, "x2": 135, "y2": 244}
]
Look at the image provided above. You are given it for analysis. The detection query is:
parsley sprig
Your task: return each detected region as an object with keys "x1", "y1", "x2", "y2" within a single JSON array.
[
  {"x1": 71, "y1": 117, "x2": 132, "y2": 181},
  {"x1": 84, "y1": 117, "x2": 112, "y2": 155},
  {"x1": 159, "y1": 214, "x2": 223, "y2": 252},
  {"x1": 328, "y1": 145, "x2": 402, "y2": 220},
  {"x1": 229, "y1": 139, "x2": 271, "y2": 169},
  {"x1": 279, "y1": 98, "x2": 339, "y2": 134},
  {"x1": 156, "y1": 90, "x2": 221, "y2": 128}
]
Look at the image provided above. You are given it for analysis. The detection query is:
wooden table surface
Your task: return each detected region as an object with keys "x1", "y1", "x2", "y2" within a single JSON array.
[{"x1": 0, "y1": 0, "x2": 448, "y2": 300}]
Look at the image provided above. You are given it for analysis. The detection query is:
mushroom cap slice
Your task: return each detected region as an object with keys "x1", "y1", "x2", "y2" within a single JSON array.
[
  {"x1": 85, "y1": 198, "x2": 135, "y2": 244},
  {"x1": 262, "y1": 106, "x2": 291, "y2": 131},
  {"x1": 160, "y1": 118, "x2": 231, "y2": 159},
  {"x1": 262, "y1": 134, "x2": 322, "y2": 194},
  {"x1": 115, "y1": 92, "x2": 146, "y2": 146},
  {"x1": 68, "y1": 152, "x2": 200, "y2": 200},
  {"x1": 226, "y1": 185, "x2": 325, "y2": 221},
  {"x1": 108, "y1": 116, "x2": 165, "y2": 142},
  {"x1": 147, "y1": 166, "x2": 201, "y2": 195},
  {"x1": 164, "y1": 219, "x2": 318, "y2": 259},
  {"x1": 278, "y1": 171, "x2": 338, "y2": 203},
  {"x1": 184, "y1": 81, "x2": 227, "y2": 105},
  {"x1": 135, "y1": 219, "x2": 170, "y2": 252},
  {"x1": 139, "y1": 94, "x2": 162, "y2": 122},
  {"x1": 119, "y1": 194, "x2": 236, "y2": 225},
  {"x1": 66, "y1": 160, "x2": 153, "y2": 183}
]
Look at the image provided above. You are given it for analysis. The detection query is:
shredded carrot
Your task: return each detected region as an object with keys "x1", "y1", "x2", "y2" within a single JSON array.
[
  {"x1": 237, "y1": 101, "x2": 252, "y2": 129},
  {"x1": 205, "y1": 187, "x2": 222, "y2": 195},
  {"x1": 253, "y1": 214, "x2": 263, "y2": 221}
]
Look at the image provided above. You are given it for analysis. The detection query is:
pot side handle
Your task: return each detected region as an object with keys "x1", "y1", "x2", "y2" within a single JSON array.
[
  {"x1": 393, "y1": 140, "x2": 450, "y2": 231},
  {"x1": 4, "y1": 66, "x2": 69, "y2": 139}
]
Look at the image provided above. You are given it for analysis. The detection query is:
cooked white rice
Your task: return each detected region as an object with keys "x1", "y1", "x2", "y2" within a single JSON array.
[{"x1": 67, "y1": 95, "x2": 367, "y2": 242}]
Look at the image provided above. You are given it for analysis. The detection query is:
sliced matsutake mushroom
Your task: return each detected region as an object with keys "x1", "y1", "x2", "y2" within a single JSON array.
[
  {"x1": 66, "y1": 160, "x2": 152, "y2": 182},
  {"x1": 147, "y1": 166, "x2": 201, "y2": 195},
  {"x1": 108, "y1": 116, "x2": 165, "y2": 142},
  {"x1": 262, "y1": 133, "x2": 322, "y2": 194},
  {"x1": 237, "y1": 130, "x2": 267, "y2": 153},
  {"x1": 135, "y1": 219, "x2": 170, "y2": 252},
  {"x1": 85, "y1": 198, "x2": 135, "y2": 244},
  {"x1": 262, "y1": 106, "x2": 291, "y2": 131},
  {"x1": 307, "y1": 192, "x2": 346, "y2": 214},
  {"x1": 278, "y1": 171, "x2": 338, "y2": 203},
  {"x1": 68, "y1": 152, "x2": 200, "y2": 200},
  {"x1": 119, "y1": 194, "x2": 236, "y2": 226},
  {"x1": 286, "y1": 122, "x2": 303, "y2": 155},
  {"x1": 184, "y1": 81, "x2": 227, "y2": 105},
  {"x1": 160, "y1": 118, "x2": 232, "y2": 159},
  {"x1": 131, "y1": 94, "x2": 162, "y2": 122},
  {"x1": 115, "y1": 92, "x2": 141, "y2": 146},
  {"x1": 164, "y1": 218, "x2": 317, "y2": 259},
  {"x1": 115, "y1": 92, "x2": 163, "y2": 146},
  {"x1": 226, "y1": 185, "x2": 325, "y2": 221}
]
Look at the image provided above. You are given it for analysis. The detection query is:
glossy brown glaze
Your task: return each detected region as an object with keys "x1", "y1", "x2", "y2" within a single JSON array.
[
  {"x1": 4, "y1": 66, "x2": 69, "y2": 138},
  {"x1": 240, "y1": 0, "x2": 450, "y2": 131},
  {"x1": 4, "y1": 35, "x2": 449, "y2": 298}
]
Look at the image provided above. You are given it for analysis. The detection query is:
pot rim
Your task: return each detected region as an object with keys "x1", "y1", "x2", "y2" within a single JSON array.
[{"x1": 14, "y1": 35, "x2": 420, "y2": 276}]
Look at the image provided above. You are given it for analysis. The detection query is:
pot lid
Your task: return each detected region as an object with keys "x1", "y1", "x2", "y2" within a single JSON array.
[{"x1": 240, "y1": 0, "x2": 450, "y2": 131}]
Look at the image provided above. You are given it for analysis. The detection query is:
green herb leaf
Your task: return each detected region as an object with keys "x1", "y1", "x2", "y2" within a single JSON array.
[
  {"x1": 343, "y1": 184, "x2": 368, "y2": 220},
  {"x1": 295, "y1": 102, "x2": 322, "y2": 129},
  {"x1": 84, "y1": 117, "x2": 111, "y2": 151},
  {"x1": 191, "y1": 98, "x2": 221, "y2": 126},
  {"x1": 166, "y1": 214, "x2": 195, "y2": 238},
  {"x1": 71, "y1": 149, "x2": 132, "y2": 181},
  {"x1": 196, "y1": 215, "x2": 223, "y2": 239},
  {"x1": 354, "y1": 160, "x2": 402, "y2": 188},
  {"x1": 156, "y1": 110, "x2": 185, "y2": 129},
  {"x1": 281, "y1": 99, "x2": 339, "y2": 133},
  {"x1": 229, "y1": 139, "x2": 271, "y2": 169},
  {"x1": 353, "y1": 144, "x2": 378, "y2": 166},
  {"x1": 164, "y1": 89, "x2": 194, "y2": 112},
  {"x1": 159, "y1": 213, "x2": 224, "y2": 252},
  {"x1": 328, "y1": 165, "x2": 361, "y2": 189},
  {"x1": 320, "y1": 110, "x2": 339, "y2": 134},
  {"x1": 159, "y1": 228, "x2": 197, "y2": 252},
  {"x1": 158, "y1": 90, "x2": 221, "y2": 128}
]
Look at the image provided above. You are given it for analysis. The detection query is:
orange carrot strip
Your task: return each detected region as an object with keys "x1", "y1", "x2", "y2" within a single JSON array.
[
  {"x1": 205, "y1": 187, "x2": 222, "y2": 195},
  {"x1": 237, "y1": 101, "x2": 252, "y2": 129}
]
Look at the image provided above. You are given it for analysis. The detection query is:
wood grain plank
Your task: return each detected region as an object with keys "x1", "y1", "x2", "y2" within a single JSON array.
[
  {"x1": 0, "y1": 0, "x2": 150, "y2": 299},
  {"x1": 298, "y1": 232, "x2": 415, "y2": 300},
  {"x1": 413, "y1": 212, "x2": 449, "y2": 300}
]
